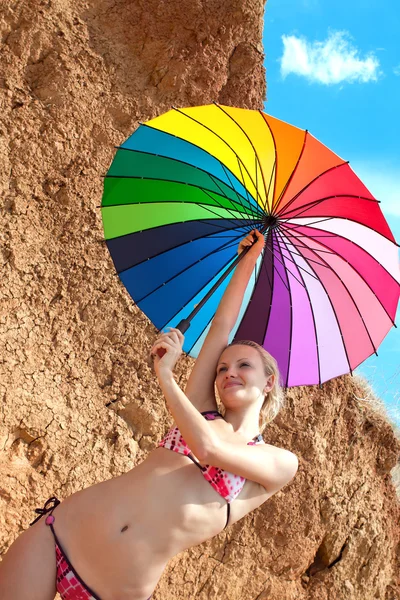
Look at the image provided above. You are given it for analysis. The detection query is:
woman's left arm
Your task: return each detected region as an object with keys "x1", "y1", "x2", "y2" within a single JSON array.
[{"x1": 206, "y1": 439, "x2": 299, "y2": 494}]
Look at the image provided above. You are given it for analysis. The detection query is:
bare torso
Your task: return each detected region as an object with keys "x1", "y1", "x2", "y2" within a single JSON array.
[{"x1": 47, "y1": 418, "x2": 273, "y2": 600}]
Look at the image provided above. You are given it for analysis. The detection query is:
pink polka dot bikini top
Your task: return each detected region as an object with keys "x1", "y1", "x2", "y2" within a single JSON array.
[{"x1": 158, "y1": 410, "x2": 264, "y2": 528}]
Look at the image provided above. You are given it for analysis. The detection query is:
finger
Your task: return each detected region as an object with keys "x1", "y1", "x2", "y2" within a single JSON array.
[
  {"x1": 170, "y1": 330, "x2": 182, "y2": 343},
  {"x1": 161, "y1": 330, "x2": 181, "y2": 345},
  {"x1": 152, "y1": 337, "x2": 175, "y2": 350},
  {"x1": 154, "y1": 331, "x2": 177, "y2": 344},
  {"x1": 173, "y1": 328, "x2": 185, "y2": 342},
  {"x1": 150, "y1": 339, "x2": 174, "y2": 355},
  {"x1": 152, "y1": 339, "x2": 177, "y2": 356},
  {"x1": 166, "y1": 327, "x2": 185, "y2": 342},
  {"x1": 165, "y1": 331, "x2": 180, "y2": 346}
]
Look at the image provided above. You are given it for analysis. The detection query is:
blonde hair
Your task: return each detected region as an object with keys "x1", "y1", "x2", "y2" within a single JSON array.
[{"x1": 228, "y1": 340, "x2": 285, "y2": 431}]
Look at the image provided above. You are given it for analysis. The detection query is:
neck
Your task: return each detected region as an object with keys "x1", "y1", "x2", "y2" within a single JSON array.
[{"x1": 223, "y1": 404, "x2": 261, "y2": 440}]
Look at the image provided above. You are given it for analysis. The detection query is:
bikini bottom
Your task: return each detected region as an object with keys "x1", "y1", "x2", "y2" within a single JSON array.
[{"x1": 30, "y1": 497, "x2": 152, "y2": 600}]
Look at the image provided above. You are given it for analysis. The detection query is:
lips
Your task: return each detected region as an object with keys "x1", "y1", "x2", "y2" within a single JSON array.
[{"x1": 224, "y1": 382, "x2": 242, "y2": 389}]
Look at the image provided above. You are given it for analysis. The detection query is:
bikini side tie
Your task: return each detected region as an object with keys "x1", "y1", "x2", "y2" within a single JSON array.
[{"x1": 30, "y1": 496, "x2": 61, "y2": 526}]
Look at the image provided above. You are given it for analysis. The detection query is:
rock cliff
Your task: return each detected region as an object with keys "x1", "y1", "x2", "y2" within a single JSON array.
[{"x1": 1, "y1": 1, "x2": 399, "y2": 598}]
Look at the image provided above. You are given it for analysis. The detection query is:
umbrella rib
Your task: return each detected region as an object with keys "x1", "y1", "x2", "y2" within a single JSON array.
[
  {"x1": 275, "y1": 162, "x2": 348, "y2": 219},
  {"x1": 105, "y1": 219, "x2": 255, "y2": 254},
  {"x1": 172, "y1": 107, "x2": 260, "y2": 207},
  {"x1": 278, "y1": 228, "x2": 352, "y2": 376},
  {"x1": 275, "y1": 227, "x2": 332, "y2": 269},
  {"x1": 279, "y1": 194, "x2": 381, "y2": 221},
  {"x1": 285, "y1": 222, "x2": 400, "y2": 287},
  {"x1": 280, "y1": 226, "x2": 338, "y2": 257},
  {"x1": 274, "y1": 232, "x2": 322, "y2": 385},
  {"x1": 204, "y1": 173, "x2": 265, "y2": 229},
  {"x1": 234, "y1": 154, "x2": 262, "y2": 220},
  {"x1": 257, "y1": 230, "x2": 276, "y2": 347},
  {"x1": 269, "y1": 227, "x2": 320, "y2": 284},
  {"x1": 213, "y1": 102, "x2": 268, "y2": 214},
  {"x1": 103, "y1": 172, "x2": 251, "y2": 211},
  {"x1": 265, "y1": 160, "x2": 276, "y2": 214},
  {"x1": 155, "y1": 249, "x2": 245, "y2": 334},
  {"x1": 264, "y1": 238, "x2": 310, "y2": 288},
  {"x1": 262, "y1": 236, "x2": 292, "y2": 292},
  {"x1": 259, "y1": 244, "x2": 273, "y2": 291},
  {"x1": 102, "y1": 194, "x2": 255, "y2": 220},
  {"x1": 116, "y1": 132, "x2": 257, "y2": 208},
  {"x1": 186, "y1": 313, "x2": 218, "y2": 356},
  {"x1": 228, "y1": 238, "x2": 273, "y2": 349},
  {"x1": 134, "y1": 233, "x2": 247, "y2": 306},
  {"x1": 230, "y1": 248, "x2": 272, "y2": 347},
  {"x1": 181, "y1": 250, "x2": 263, "y2": 355},
  {"x1": 217, "y1": 162, "x2": 266, "y2": 222},
  {"x1": 284, "y1": 215, "x2": 398, "y2": 247},
  {"x1": 193, "y1": 156, "x2": 262, "y2": 222},
  {"x1": 114, "y1": 223, "x2": 253, "y2": 273},
  {"x1": 278, "y1": 228, "x2": 380, "y2": 358},
  {"x1": 285, "y1": 233, "x2": 336, "y2": 239},
  {"x1": 272, "y1": 230, "x2": 294, "y2": 387},
  {"x1": 285, "y1": 216, "x2": 338, "y2": 232},
  {"x1": 281, "y1": 225, "x2": 399, "y2": 326},
  {"x1": 271, "y1": 129, "x2": 308, "y2": 215},
  {"x1": 258, "y1": 111, "x2": 280, "y2": 213},
  {"x1": 198, "y1": 186, "x2": 261, "y2": 229}
]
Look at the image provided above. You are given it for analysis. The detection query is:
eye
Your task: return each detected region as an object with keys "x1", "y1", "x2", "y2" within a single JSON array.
[
  {"x1": 240, "y1": 362, "x2": 250, "y2": 368},
  {"x1": 217, "y1": 366, "x2": 227, "y2": 373}
]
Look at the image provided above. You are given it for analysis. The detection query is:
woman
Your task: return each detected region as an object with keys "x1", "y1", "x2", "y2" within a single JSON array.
[{"x1": 0, "y1": 229, "x2": 298, "y2": 600}]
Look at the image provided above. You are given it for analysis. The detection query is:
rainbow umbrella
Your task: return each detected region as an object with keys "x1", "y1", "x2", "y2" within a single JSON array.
[{"x1": 101, "y1": 104, "x2": 400, "y2": 387}]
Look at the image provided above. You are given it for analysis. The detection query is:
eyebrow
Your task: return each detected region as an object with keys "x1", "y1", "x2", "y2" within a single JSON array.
[{"x1": 217, "y1": 358, "x2": 249, "y2": 366}]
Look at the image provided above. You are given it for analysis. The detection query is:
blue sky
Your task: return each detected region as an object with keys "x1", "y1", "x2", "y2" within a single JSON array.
[{"x1": 262, "y1": 0, "x2": 400, "y2": 425}]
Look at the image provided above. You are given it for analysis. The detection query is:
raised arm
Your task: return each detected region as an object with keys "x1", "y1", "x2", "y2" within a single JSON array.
[{"x1": 184, "y1": 229, "x2": 265, "y2": 411}]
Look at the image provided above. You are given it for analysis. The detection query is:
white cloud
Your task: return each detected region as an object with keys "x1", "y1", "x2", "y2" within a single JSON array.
[
  {"x1": 394, "y1": 64, "x2": 400, "y2": 76},
  {"x1": 280, "y1": 31, "x2": 381, "y2": 85},
  {"x1": 351, "y1": 161, "x2": 400, "y2": 217}
]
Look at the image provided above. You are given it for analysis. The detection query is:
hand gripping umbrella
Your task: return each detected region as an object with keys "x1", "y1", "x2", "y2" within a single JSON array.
[{"x1": 101, "y1": 103, "x2": 400, "y2": 387}]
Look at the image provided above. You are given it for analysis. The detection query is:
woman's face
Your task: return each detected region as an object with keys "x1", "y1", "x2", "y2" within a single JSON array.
[{"x1": 215, "y1": 345, "x2": 274, "y2": 408}]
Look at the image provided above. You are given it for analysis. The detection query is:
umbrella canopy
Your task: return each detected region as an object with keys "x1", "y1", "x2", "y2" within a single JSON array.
[{"x1": 101, "y1": 103, "x2": 400, "y2": 387}]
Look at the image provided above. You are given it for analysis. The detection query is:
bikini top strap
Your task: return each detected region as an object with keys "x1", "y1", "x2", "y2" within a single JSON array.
[{"x1": 201, "y1": 410, "x2": 224, "y2": 419}]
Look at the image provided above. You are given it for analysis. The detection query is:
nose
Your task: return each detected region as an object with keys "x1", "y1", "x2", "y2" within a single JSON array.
[{"x1": 224, "y1": 368, "x2": 236, "y2": 378}]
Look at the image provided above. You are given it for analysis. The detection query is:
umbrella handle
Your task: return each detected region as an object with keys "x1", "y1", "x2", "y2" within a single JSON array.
[
  {"x1": 156, "y1": 230, "x2": 263, "y2": 356},
  {"x1": 174, "y1": 232, "x2": 262, "y2": 336}
]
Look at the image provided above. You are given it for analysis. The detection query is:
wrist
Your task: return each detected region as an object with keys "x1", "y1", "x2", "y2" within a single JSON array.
[{"x1": 156, "y1": 367, "x2": 175, "y2": 384}]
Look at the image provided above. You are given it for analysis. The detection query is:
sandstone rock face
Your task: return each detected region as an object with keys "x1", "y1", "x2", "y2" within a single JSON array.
[{"x1": 1, "y1": 1, "x2": 399, "y2": 599}]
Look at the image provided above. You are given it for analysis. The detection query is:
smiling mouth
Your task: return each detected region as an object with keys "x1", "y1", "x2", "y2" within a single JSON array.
[{"x1": 224, "y1": 382, "x2": 242, "y2": 389}]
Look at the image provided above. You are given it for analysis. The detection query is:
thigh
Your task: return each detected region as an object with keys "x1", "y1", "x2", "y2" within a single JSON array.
[{"x1": 0, "y1": 518, "x2": 57, "y2": 600}]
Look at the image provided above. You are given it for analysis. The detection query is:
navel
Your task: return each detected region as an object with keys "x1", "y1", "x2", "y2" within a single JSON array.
[{"x1": 121, "y1": 525, "x2": 129, "y2": 533}]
